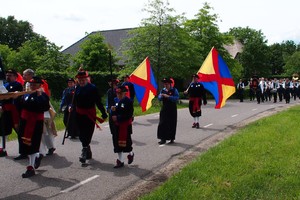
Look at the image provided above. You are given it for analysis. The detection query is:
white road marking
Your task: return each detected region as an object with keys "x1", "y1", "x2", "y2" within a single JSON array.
[
  {"x1": 60, "y1": 175, "x2": 99, "y2": 193},
  {"x1": 252, "y1": 108, "x2": 257, "y2": 111},
  {"x1": 231, "y1": 114, "x2": 238, "y2": 118},
  {"x1": 203, "y1": 123, "x2": 213, "y2": 128}
]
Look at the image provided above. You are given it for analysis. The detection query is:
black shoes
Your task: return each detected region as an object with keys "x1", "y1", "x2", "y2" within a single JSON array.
[
  {"x1": 86, "y1": 146, "x2": 92, "y2": 159},
  {"x1": 168, "y1": 140, "x2": 174, "y2": 144},
  {"x1": 34, "y1": 155, "x2": 43, "y2": 169},
  {"x1": 14, "y1": 154, "x2": 27, "y2": 160},
  {"x1": 79, "y1": 147, "x2": 88, "y2": 164},
  {"x1": 192, "y1": 123, "x2": 200, "y2": 129},
  {"x1": 127, "y1": 153, "x2": 134, "y2": 164},
  {"x1": 0, "y1": 149, "x2": 7, "y2": 157},
  {"x1": 46, "y1": 148, "x2": 56, "y2": 156},
  {"x1": 158, "y1": 140, "x2": 166, "y2": 145},
  {"x1": 22, "y1": 166, "x2": 35, "y2": 178},
  {"x1": 114, "y1": 159, "x2": 124, "y2": 168}
]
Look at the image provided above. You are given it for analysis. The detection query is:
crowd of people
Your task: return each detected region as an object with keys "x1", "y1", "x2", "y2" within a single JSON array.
[
  {"x1": 0, "y1": 66, "x2": 217, "y2": 179},
  {"x1": 237, "y1": 77, "x2": 300, "y2": 104}
]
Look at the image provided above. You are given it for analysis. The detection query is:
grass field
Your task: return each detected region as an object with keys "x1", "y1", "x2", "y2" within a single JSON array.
[{"x1": 140, "y1": 105, "x2": 300, "y2": 200}]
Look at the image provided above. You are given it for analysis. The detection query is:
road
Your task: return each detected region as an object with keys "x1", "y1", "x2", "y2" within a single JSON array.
[{"x1": 0, "y1": 99, "x2": 298, "y2": 200}]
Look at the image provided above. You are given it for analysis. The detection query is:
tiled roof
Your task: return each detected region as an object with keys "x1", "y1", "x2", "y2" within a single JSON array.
[{"x1": 62, "y1": 28, "x2": 135, "y2": 65}]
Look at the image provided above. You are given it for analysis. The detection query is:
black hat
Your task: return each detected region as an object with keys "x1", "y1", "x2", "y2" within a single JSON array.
[
  {"x1": 29, "y1": 76, "x2": 43, "y2": 84},
  {"x1": 122, "y1": 74, "x2": 130, "y2": 79},
  {"x1": 192, "y1": 74, "x2": 199, "y2": 79},
  {"x1": 111, "y1": 79, "x2": 120, "y2": 84},
  {"x1": 67, "y1": 78, "x2": 75, "y2": 83},
  {"x1": 116, "y1": 85, "x2": 128, "y2": 93},
  {"x1": 162, "y1": 77, "x2": 172, "y2": 83},
  {"x1": 6, "y1": 69, "x2": 18, "y2": 76}
]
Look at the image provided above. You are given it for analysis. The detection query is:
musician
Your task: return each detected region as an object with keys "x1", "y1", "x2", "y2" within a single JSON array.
[
  {"x1": 284, "y1": 78, "x2": 292, "y2": 104},
  {"x1": 0, "y1": 69, "x2": 23, "y2": 157},
  {"x1": 183, "y1": 74, "x2": 207, "y2": 129},
  {"x1": 277, "y1": 78, "x2": 285, "y2": 102},
  {"x1": 237, "y1": 79, "x2": 245, "y2": 102},
  {"x1": 157, "y1": 77, "x2": 179, "y2": 145},
  {"x1": 111, "y1": 85, "x2": 134, "y2": 168},
  {"x1": 18, "y1": 76, "x2": 50, "y2": 178},
  {"x1": 60, "y1": 78, "x2": 78, "y2": 139},
  {"x1": 71, "y1": 69, "x2": 108, "y2": 164}
]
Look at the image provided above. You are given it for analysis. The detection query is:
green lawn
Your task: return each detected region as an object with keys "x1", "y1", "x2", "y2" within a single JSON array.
[{"x1": 141, "y1": 105, "x2": 300, "y2": 200}]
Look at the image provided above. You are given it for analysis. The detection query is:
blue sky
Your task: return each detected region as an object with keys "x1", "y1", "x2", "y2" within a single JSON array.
[{"x1": 1, "y1": 0, "x2": 299, "y2": 49}]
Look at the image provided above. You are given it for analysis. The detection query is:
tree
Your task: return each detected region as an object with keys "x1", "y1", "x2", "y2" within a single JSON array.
[
  {"x1": 122, "y1": 0, "x2": 199, "y2": 82},
  {"x1": 0, "y1": 16, "x2": 37, "y2": 50},
  {"x1": 183, "y1": 2, "x2": 240, "y2": 80},
  {"x1": 73, "y1": 33, "x2": 117, "y2": 72},
  {"x1": 284, "y1": 51, "x2": 300, "y2": 76},
  {"x1": 7, "y1": 35, "x2": 70, "y2": 73},
  {"x1": 228, "y1": 27, "x2": 269, "y2": 78}
]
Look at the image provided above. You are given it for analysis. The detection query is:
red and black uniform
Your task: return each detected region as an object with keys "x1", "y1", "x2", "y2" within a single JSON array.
[
  {"x1": 186, "y1": 82, "x2": 207, "y2": 117},
  {"x1": 157, "y1": 86, "x2": 179, "y2": 142},
  {"x1": 73, "y1": 83, "x2": 107, "y2": 155},
  {"x1": 18, "y1": 92, "x2": 50, "y2": 155},
  {"x1": 0, "y1": 81, "x2": 23, "y2": 136},
  {"x1": 111, "y1": 96, "x2": 134, "y2": 153}
]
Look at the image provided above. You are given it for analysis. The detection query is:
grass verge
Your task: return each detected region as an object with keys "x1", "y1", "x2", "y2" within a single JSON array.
[{"x1": 140, "y1": 105, "x2": 300, "y2": 200}]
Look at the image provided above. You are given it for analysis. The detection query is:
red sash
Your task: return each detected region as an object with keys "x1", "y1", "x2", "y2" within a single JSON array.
[
  {"x1": 3, "y1": 103, "x2": 19, "y2": 126},
  {"x1": 21, "y1": 109, "x2": 44, "y2": 146},
  {"x1": 189, "y1": 97, "x2": 201, "y2": 112},
  {"x1": 76, "y1": 107, "x2": 104, "y2": 129},
  {"x1": 116, "y1": 119, "x2": 132, "y2": 147}
]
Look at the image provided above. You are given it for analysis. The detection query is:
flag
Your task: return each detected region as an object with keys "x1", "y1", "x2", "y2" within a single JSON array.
[
  {"x1": 130, "y1": 57, "x2": 158, "y2": 112},
  {"x1": 198, "y1": 47, "x2": 236, "y2": 109}
]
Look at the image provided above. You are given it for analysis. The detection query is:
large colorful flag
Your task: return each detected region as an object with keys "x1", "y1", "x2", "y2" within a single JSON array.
[
  {"x1": 198, "y1": 47, "x2": 236, "y2": 109},
  {"x1": 130, "y1": 57, "x2": 158, "y2": 112}
]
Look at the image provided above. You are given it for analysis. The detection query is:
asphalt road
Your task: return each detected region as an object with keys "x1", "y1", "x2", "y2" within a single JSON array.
[{"x1": 0, "y1": 99, "x2": 298, "y2": 200}]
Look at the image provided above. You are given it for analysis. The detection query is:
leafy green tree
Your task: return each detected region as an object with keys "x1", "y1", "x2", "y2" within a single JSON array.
[
  {"x1": 73, "y1": 33, "x2": 117, "y2": 72},
  {"x1": 122, "y1": 0, "x2": 198, "y2": 82},
  {"x1": 184, "y1": 2, "x2": 233, "y2": 58},
  {"x1": 0, "y1": 16, "x2": 37, "y2": 50},
  {"x1": 228, "y1": 26, "x2": 269, "y2": 78},
  {"x1": 8, "y1": 35, "x2": 70, "y2": 73},
  {"x1": 284, "y1": 51, "x2": 300, "y2": 76}
]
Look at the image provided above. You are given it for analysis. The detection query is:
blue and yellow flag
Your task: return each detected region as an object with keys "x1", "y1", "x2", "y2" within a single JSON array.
[
  {"x1": 197, "y1": 47, "x2": 236, "y2": 109},
  {"x1": 130, "y1": 57, "x2": 157, "y2": 112}
]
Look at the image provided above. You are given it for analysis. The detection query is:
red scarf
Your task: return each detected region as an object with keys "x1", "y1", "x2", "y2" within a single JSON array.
[
  {"x1": 21, "y1": 109, "x2": 44, "y2": 146},
  {"x1": 3, "y1": 104, "x2": 19, "y2": 126},
  {"x1": 189, "y1": 97, "x2": 201, "y2": 112},
  {"x1": 76, "y1": 107, "x2": 104, "y2": 129},
  {"x1": 116, "y1": 119, "x2": 132, "y2": 147}
]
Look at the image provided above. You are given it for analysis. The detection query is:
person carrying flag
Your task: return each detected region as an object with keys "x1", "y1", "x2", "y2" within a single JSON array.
[
  {"x1": 71, "y1": 69, "x2": 108, "y2": 164},
  {"x1": 184, "y1": 74, "x2": 207, "y2": 129},
  {"x1": 0, "y1": 69, "x2": 23, "y2": 157}
]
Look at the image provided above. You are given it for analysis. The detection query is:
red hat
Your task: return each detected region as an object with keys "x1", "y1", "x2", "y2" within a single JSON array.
[{"x1": 75, "y1": 70, "x2": 89, "y2": 79}]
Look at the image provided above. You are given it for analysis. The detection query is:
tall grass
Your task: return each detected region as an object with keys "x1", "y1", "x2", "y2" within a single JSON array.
[{"x1": 141, "y1": 105, "x2": 300, "y2": 200}]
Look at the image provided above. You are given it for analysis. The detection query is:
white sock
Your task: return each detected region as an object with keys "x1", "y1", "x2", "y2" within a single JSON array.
[
  {"x1": 129, "y1": 151, "x2": 134, "y2": 156},
  {"x1": 196, "y1": 117, "x2": 199, "y2": 123},
  {"x1": 118, "y1": 152, "x2": 124, "y2": 163},
  {"x1": 193, "y1": 117, "x2": 197, "y2": 123}
]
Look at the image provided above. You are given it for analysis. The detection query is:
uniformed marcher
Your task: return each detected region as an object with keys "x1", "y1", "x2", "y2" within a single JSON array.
[
  {"x1": 71, "y1": 69, "x2": 108, "y2": 164},
  {"x1": 237, "y1": 79, "x2": 245, "y2": 102},
  {"x1": 0, "y1": 69, "x2": 23, "y2": 157},
  {"x1": 18, "y1": 76, "x2": 50, "y2": 178},
  {"x1": 121, "y1": 75, "x2": 135, "y2": 101},
  {"x1": 111, "y1": 85, "x2": 134, "y2": 168},
  {"x1": 106, "y1": 79, "x2": 119, "y2": 140},
  {"x1": 157, "y1": 77, "x2": 179, "y2": 145},
  {"x1": 184, "y1": 74, "x2": 207, "y2": 129},
  {"x1": 60, "y1": 78, "x2": 78, "y2": 139}
]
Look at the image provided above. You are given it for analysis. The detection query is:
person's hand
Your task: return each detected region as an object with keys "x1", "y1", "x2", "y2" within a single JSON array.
[
  {"x1": 68, "y1": 106, "x2": 73, "y2": 112},
  {"x1": 102, "y1": 113, "x2": 108, "y2": 120},
  {"x1": 112, "y1": 115, "x2": 117, "y2": 122}
]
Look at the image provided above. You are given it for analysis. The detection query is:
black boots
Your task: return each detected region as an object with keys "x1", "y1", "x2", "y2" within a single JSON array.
[{"x1": 79, "y1": 146, "x2": 92, "y2": 163}]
